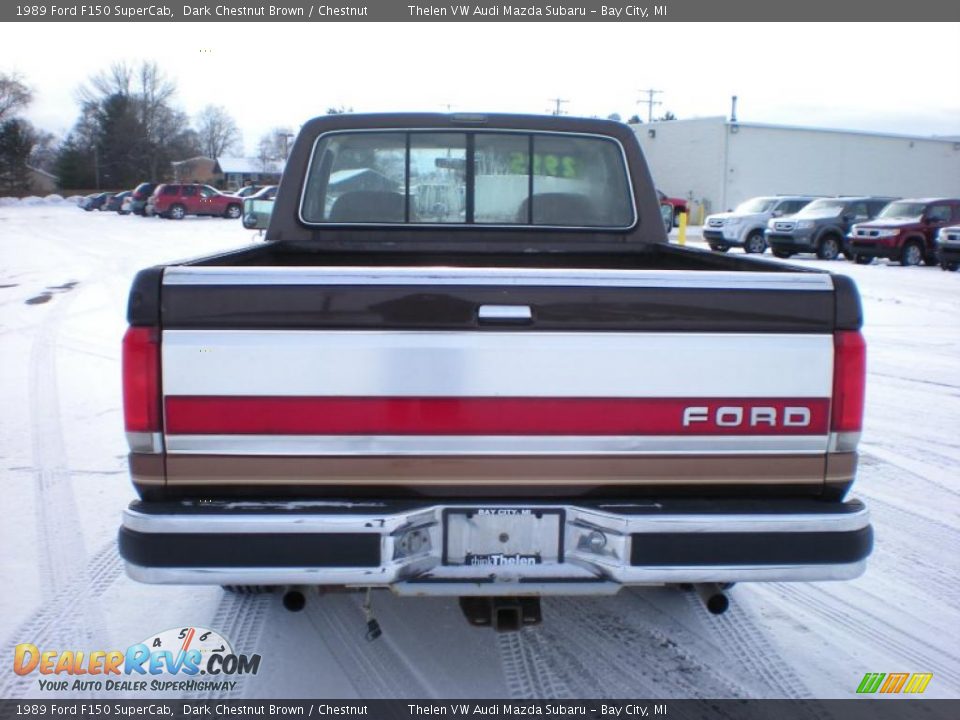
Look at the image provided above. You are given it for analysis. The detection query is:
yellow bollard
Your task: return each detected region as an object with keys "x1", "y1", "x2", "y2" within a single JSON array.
[{"x1": 678, "y1": 212, "x2": 688, "y2": 246}]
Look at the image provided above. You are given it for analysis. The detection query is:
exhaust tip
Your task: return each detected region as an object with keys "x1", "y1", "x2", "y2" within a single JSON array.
[
  {"x1": 282, "y1": 589, "x2": 306, "y2": 612},
  {"x1": 694, "y1": 583, "x2": 730, "y2": 615},
  {"x1": 706, "y1": 592, "x2": 729, "y2": 615}
]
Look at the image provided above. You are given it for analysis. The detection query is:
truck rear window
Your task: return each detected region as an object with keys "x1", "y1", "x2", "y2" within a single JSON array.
[{"x1": 300, "y1": 130, "x2": 635, "y2": 229}]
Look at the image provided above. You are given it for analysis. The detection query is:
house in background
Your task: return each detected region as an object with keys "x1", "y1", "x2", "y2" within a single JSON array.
[
  {"x1": 24, "y1": 165, "x2": 58, "y2": 194},
  {"x1": 214, "y1": 157, "x2": 284, "y2": 190},
  {"x1": 171, "y1": 156, "x2": 217, "y2": 184}
]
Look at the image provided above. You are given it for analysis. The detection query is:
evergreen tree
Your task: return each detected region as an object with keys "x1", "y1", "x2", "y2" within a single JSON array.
[{"x1": 0, "y1": 118, "x2": 37, "y2": 195}]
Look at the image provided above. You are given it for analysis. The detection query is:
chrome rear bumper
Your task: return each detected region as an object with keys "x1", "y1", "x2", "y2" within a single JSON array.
[{"x1": 119, "y1": 498, "x2": 872, "y2": 594}]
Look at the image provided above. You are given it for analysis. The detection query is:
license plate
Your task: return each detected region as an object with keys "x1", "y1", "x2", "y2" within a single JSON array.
[{"x1": 443, "y1": 508, "x2": 564, "y2": 567}]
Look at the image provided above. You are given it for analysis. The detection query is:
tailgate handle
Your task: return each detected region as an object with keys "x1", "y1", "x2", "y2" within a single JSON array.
[{"x1": 478, "y1": 304, "x2": 533, "y2": 324}]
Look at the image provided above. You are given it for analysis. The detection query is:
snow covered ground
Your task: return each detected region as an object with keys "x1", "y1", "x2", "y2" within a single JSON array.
[{"x1": 0, "y1": 203, "x2": 957, "y2": 701}]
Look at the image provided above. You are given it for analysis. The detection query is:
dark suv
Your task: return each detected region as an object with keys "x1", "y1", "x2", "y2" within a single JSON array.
[
  {"x1": 765, "y1": 197, "x2": 896, "y2": 260},
  {"x1": 847, "y1": 198, "x2": 960, "y2": 266},
  {"x1": 130, "y1": 182, "x2": 158, "y2": 216}
]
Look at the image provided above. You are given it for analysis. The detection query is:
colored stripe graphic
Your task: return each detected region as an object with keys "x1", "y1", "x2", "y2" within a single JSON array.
[
  {"x1": 903, "y1": 673, "x2": 933, "y2": 694},
  {"x1": 164, "y1": 397, "x2": 831, "y2": 436},
  {"x1": 880, "y1": 673, "x2": 909, "y2": 693},
  {"x1": 856, "y1": 672, "x2": 933, "y2": 694},
  {"x1": 857, "y1": 673, "x2": 886, "y2": 694}
]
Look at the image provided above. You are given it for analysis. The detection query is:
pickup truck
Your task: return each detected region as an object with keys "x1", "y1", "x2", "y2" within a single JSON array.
[{"x1": 118, "y1": 113, "x2": 872, "y2": 631}]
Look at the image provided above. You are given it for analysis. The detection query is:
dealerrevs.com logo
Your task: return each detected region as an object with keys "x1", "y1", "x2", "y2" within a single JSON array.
[{"x1": 13, "y1": 627, "x2": 261, "y2": 693}]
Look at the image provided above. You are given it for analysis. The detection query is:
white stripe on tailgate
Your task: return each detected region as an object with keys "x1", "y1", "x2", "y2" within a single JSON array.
[{"x1": 162, "y1": 331, "x2": 833, "y2": 398}]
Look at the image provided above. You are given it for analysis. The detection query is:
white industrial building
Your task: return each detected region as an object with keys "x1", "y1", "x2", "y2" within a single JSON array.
[{"x1": 632, "y1": 117, "x2": 960, "y2": 221}]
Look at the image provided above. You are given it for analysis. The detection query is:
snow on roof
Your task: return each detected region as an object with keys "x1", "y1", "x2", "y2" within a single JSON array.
[
  {"x1": 171, "y1": 156, "x2": 214, "y2": 166},
  {"x1": 216, "y1": 156, "x2": 285, "y2": 175},
  {"x1": 26, "y1": 165, "x2": 59, "y2": 180}
]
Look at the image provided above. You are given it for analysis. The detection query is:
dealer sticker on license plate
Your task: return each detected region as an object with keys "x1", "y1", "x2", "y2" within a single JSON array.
[{"x1": 443, "y1": 508, "x2": 564, "y2": 566}]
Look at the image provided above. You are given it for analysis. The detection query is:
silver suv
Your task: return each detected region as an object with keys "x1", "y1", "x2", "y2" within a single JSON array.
[{"x1": 704, "y1": 196, "x2": 818, "y2": 254}]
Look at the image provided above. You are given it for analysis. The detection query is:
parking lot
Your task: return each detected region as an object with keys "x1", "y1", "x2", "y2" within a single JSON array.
[{"x1": 1, "y1": 200, "x2": 957, "y2": 700}]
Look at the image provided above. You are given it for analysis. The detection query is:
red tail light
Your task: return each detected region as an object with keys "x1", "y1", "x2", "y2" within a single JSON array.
[
  {"x1": 122, "y1": 327, "x2": 161, "y2": 433},
  {"x1": 831, "y1": 331, "x2": 866, "y2": 433}
]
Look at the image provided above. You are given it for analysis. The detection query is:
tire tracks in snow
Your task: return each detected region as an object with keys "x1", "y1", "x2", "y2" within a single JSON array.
[
  {"x1": 673, "y1": 591, "x2": 816, "y2": 702},
  {"x1": 0, "y1": 542, "x2": 123, "y2": 698},
  {"x1": 29, "y1": 282, "x2": 88, "y2": 593},
  {"x1": 303, "y1": 594, "x2": 438, "y2": 699},
  {"x1": 768, "y1": 583, "x2": 960, "y2": 689},
  {"x1": 182, "y1": 590, "x2": 273, "y2": 700},
  {"x1": 4, "y1": 260, "x2": 120, "y2": 699},
  {"x1": 497, "y1": 594, "x2": 754, "y2": 705}
]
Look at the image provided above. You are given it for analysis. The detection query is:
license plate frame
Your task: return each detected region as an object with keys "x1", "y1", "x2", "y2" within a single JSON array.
[{"x1": 442, "y1": 507, "x2": 565, "y2": 567}]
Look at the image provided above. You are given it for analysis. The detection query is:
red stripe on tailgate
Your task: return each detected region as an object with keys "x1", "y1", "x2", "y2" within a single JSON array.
[{"x1": 165, "y1": 397, "x2": 830, "y2": 436}]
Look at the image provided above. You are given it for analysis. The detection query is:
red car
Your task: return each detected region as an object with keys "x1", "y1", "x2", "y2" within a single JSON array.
[
  {"x1": 149, "y1": 184, "x2": 243, "y2": 220},
  {"x1": 657, "y1": 189, "x2": 689, "y2": 227},
  {"x1": 846, "y1": 198, "x2": 960, "y2": 266}
]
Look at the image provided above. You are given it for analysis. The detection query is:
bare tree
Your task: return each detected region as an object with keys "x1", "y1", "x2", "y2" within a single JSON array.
[
  {"x1": 0, "y1": 72, "x2": 32, "y2": 122},
  {"x1": 68, "y1": 60, "x2": 196, "y2": 183},
  {"x1": 196, "y1": 105, "x2": 241, "y2": 159},
  {"x1": 258, "y1": 126, "x2": 295, "y2": 164}
]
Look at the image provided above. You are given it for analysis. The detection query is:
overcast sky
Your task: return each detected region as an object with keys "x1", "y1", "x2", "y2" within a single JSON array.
[{"x1": 4, "y1": 22, "x2": 959, "y2": 154}]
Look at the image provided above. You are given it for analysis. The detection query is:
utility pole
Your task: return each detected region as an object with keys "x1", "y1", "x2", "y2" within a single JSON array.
[
  {"x1": 548, "y1": 98, "x2": 569, "y2": 116},
  {"x1": 637, "y1": 88, "x2": 663, "y2": 123}
]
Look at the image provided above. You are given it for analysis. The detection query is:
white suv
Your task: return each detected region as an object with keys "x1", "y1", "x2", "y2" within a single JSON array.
[{"x1": 704, "y1": 196, "x2": 818, "y2": 254}]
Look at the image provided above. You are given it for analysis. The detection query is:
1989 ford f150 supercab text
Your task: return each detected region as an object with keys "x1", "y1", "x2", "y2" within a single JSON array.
[{"x1": 118, "y1": 113, "x2": 872, "y2": 630}]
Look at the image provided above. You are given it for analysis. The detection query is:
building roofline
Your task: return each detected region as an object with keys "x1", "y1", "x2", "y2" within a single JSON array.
[
  {"x1": 631, "y1": 115, "x2": 960, "y2": 144},
  {"x1": 25, "y1": 165, "x2": 59, "y2": 180}
]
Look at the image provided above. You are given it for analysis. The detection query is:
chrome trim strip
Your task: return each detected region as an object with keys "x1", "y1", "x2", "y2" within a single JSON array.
[
  {"x1": 163, "y1": 266, "x2": 835, "y2": 292},
  {"x1": 828, "y1": 431, "x2": 862, "y2": 453},
  {"x1": 126, "y1": 432, "x2": 164, "y2": 453},
  {"x1": 478, "y1": 304, "x2": 532, "y2": 322},
  {"x1": 163, "y1": 434, "x2": 830, "y2": 456},
  {"x1": 296, "y1": 127, "x2": 639, "y2": 231},
  {"x1": 123, "y1": 562, "x2": 868, "y2": 589}
]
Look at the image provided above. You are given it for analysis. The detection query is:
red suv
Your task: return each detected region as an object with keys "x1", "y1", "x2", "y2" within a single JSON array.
[
  {"x1": 149, "y1": 184, "x2": 243, "y2": 220},
  {"x1": 847, "y1": 198, "x2": 960, "y2": 266}
]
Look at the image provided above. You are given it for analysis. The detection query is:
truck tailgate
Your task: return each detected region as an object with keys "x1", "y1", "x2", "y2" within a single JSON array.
[{"x1": 129, "y1": 266, "x2": 858, "y2": 498}]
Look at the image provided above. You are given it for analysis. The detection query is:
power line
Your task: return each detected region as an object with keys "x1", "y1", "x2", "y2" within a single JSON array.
[
  {"x1": 547, "y1": 98, "x2": 569, "y2": 116},
  {"x1": 637, "y1": 88, "x2": 663, "y2": 123}
]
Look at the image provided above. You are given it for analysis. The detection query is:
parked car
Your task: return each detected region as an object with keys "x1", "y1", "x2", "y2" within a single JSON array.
[
  {"x1": 148, "y1": 183, "x2": 244, "y2": 220},
  {"x1": 105, "y1": 191, "x2": 132, "y2": 213},
  {"x1": 129, "y1": 183, "x2": 159, "y2": 216},
  {"x1": 765, "y1": 197, "x2": 896, "y2": 260},
  {"x1": 120, "y1": 195, "x2": 133, "y2": 215},
  {"x1": 935, "y1": 225, "x2": 960, "y2": 271},
  {"x1": 80, "y1": 192, "x2": 114, "y2": 211},
  {"x1": 242, "y1": 186, "x2": 280, "y2": 230},
  {"x1": 846, "y1": 198, "x2": 960, "y2": 266},
  {"x1": 232, "y1": 185, "x2": 263, "y2": 198},
  {"x1": 704, "y1": 196, "x2": 818, "y2": 254},
  {"x1": 656, "y1": 189, "x2": 688, "y2": 227}
]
